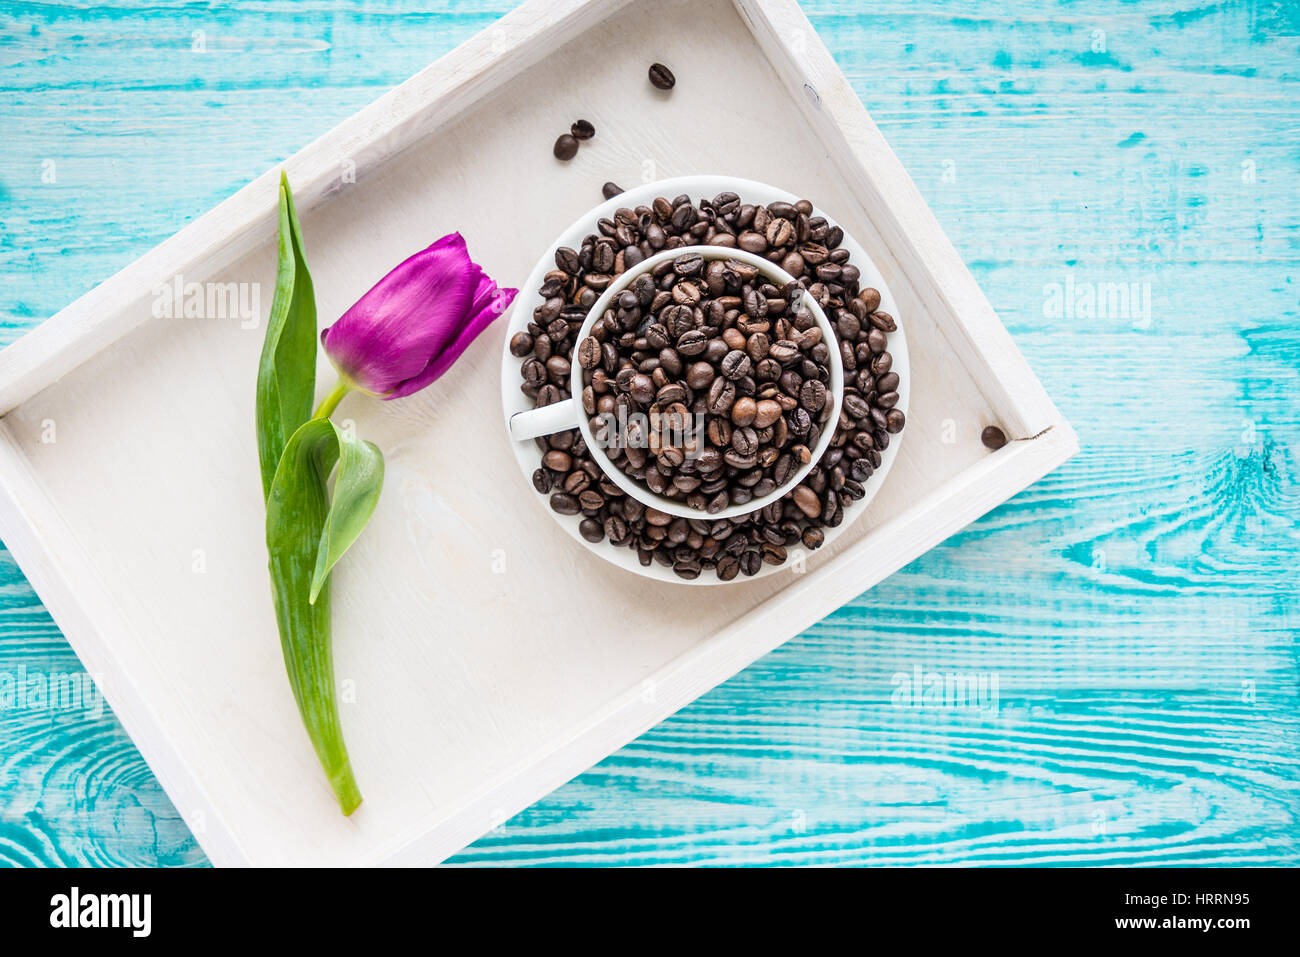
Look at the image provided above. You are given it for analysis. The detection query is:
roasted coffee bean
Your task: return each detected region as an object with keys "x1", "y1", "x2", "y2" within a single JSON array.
[
  {"x1": 549, "y1": 492, "x2": 581, "y2": 515},
  {"x1": 577, "y1": 336, "x2": 601, "y2": 369},
  {"x1": 627, "y1": 373, "x2": 655, "y2": 405},
  {"x1": 545, "y1": 356, "x2": 571, "y2": 382},
  {"x1": 555, "y1": 246, "x2": 580, "y2": 273},
  {"x1": 677, "y1": 329, "x2": 709, "y2": 355},
  {"x1": 730, "y1": 395, "x2": 757, "y2": 426},
  {"x1": 509, "y1": 331, "x2": 534, "y2": 357},
  {"x1": 542, "y1": 450, "x2": 572, "y2": 472},
  {"x1": 602, "y1": 181, "x2": 624, "y2": 199},
  {"x1": 792, "y1": 485, "x2": 820, "y2": 518},
  {"x1": 799, "y1": 379, "x2": 827, "y2": 412},
  {"x1": 604, "y1": 515, "x2": 629, "y2": 542},
  {"x1": 981, "y1": 425, "x2": 1007, "y2": 450},
  {"x1": 553, "y1": 134, "x2": 579, "y2": 160},
  {"x1": 753, "y1": 399, "x2": 783, "y2": 428},
  {"x1": 649, "y1": 62, "x2": 676, "y2": 90},
  {"x1": 571, "y1": 119, "x2": 596, "y2": 140},
  {"x1": 707, "y1": 376, "x2": 737, "y2": 414},
  {"x1": 673, "y1": 252, "x2": 704, "y2": 276},
  {"x1": 731, "y1": 426, "x2": 759, "y2": 456},
  {"x1": 869, "y1": 310, "x2": 897, "y2": 332},
  {"x1": 686, "y1": 361, "x2": 715, "y2": 390},
  {"x1": 873, "y1": 369, "x2": 904, "y2": 392},
  {"x1": 579, "y1": 518, "x2": 604, "y2": 542},
  {"x1": 721, "y1": 349, "x2": 752, "y2": 380},
  {"x1": 716, "y1": 554, "x2": 740, "y2": 580}
]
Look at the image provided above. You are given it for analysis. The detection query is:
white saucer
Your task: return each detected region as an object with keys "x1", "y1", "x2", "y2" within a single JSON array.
[{"x1": 499, "y1": 175, "x2": 909, "y2": 585}]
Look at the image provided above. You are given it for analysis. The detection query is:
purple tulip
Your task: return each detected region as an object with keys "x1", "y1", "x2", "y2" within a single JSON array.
[{"x1": 321, "y1": 233, "x2": 517, "y2": 400}]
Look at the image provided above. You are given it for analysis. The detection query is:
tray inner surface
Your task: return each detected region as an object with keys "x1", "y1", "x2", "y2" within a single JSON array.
[{"x1": 4, "y1": 0, "x2": 997, "y2": 864}]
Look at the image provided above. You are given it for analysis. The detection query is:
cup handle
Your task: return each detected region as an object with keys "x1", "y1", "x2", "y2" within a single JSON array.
[{"x1": 509, "y1": 398, "x2": 581, "y2": 442}]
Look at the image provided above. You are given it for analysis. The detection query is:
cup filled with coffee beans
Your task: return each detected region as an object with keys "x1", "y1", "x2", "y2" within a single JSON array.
[
  {"x1": 502, "y1": 176, "x2": 909, "y2": 584},
  {"x1": 509, "y1": 245, "x2": 844, "y2": 522}
]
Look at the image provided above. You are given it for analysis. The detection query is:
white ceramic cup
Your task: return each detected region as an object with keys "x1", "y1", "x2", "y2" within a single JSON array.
[{"x1": 507, "y1": 245, "x2": 844, "y2": 521}]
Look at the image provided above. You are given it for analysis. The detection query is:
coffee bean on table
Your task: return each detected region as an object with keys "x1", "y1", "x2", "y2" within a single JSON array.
[
  {"x1": 981, "y1": 425, "x2": 1007, "y2": 450},
  {"x1": 553, "y1": 134, "x2": 579, "y2": 160},
  {"x1": 602, "y1": 181, "x2": 624, "y2": 199},
  {"x1": 571, "y1": 119, "x2": 595, "y2": 140},
  {"x1": 648, "y1": 62, "x2": 676, "y2": 90}
]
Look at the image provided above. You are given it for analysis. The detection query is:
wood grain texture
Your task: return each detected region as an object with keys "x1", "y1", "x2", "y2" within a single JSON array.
[{"x1": 0, "y1": 0, "x2": 1296, "y2": 866}]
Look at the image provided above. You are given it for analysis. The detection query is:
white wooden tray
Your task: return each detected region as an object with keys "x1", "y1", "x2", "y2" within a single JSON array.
[{"x1": 0, "y1": 0, "x2": 1077, "y2": 867}]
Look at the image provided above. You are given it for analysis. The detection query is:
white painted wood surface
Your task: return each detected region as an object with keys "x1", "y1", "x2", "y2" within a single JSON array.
[{"x1": 0, "y1": 0, "x2": 1073, "y2": 865}]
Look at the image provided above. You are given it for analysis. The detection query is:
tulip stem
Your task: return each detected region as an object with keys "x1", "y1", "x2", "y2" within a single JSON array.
[{"x1": 313, "y1": 379, "x2": 350, "y2": 420}]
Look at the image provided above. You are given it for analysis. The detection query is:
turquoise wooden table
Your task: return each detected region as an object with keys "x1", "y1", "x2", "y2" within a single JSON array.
[{"x1": 1, "y1": 0, "x2": 1297, "y2": 867}]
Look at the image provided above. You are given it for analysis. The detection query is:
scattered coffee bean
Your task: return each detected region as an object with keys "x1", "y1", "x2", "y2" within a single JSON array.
[
  {"x1": 571, "y1": 119, "x2": 595, "y2": 140},
  {"x1": 648, "y1": 62, "x2": 676, "y2": 90},
  {"x1": 602, "y1": 181, "x2": 624, "y2": 200},
  {"x1": 553, "y1": 134, "x2": 579, "y2": 160},
  {"x1": 981, "y1": 425, "x2": 1007, "y2": 450}
]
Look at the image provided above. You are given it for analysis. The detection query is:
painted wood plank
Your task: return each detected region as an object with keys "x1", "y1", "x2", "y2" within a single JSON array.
[{"x1": 1, "y1": 0, "x2": 1297, "y2": 866}]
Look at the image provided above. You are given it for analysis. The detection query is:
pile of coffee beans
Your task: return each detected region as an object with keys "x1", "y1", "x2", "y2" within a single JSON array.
[
  {"x1": 512, "y1": 192, "x2": 905, "y2": 581},
  {"x1": 574, "y1": 252, "x2": 836, "y2": 513}
]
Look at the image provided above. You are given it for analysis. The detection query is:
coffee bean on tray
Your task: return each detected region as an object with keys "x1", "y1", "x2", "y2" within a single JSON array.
[
  {"x1": 648, "y1": 62, "x2": 676, "y2": 90},
  {"x1": 981, "y1": 425, "x2": 1007, "y2": 450},
  {"x1": 571, "y1": 119, "x2": 595, "y2": 140},
  {"x1": 553, "y1": 134, "x2": 579, "y2": 160},
  {"x1": 516, "y1": 192, "x2": 906, "y2": 580}
]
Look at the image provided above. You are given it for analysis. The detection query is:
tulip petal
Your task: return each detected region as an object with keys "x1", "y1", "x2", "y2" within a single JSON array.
[
  {"x1": 321, "y1": 233, "x2": 477, "y2": 395},
  {"x1": 386, "y1": 276, "x2": 518, "y2": 399}
]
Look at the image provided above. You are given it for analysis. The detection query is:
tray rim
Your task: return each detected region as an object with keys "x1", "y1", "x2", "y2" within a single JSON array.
[{"x1": 0, "y1": 0, "x2": 1079, "y2": 867}]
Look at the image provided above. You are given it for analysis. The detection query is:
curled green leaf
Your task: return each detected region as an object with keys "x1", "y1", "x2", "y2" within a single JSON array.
[
  {"x1": 265, "y1": 417, "x2": 382, "y2": 816},
  {"x1": 308, "y1": 420, "x2": 385, "y2": 603}
]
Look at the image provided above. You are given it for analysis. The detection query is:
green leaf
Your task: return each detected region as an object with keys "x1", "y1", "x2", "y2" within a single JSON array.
[
  {"x1": 256, "y1": 171, "x2": 318, "y2": 501},
  {"x1": 265, "y1": 417, "x2": 383, "y2": 816},
  {"x1": 310, "y1": 422, "x2": 385, "y2": 603}
]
